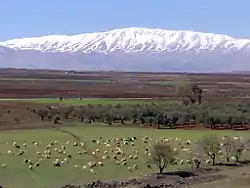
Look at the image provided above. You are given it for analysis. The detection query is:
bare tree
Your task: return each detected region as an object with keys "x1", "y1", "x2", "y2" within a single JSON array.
[
  {"x1": 221, "y1": 136, "x2": 234, "y2": 162},
  {"x1": 197, "y1": 135, "x2": 221, "y2": 165},
  {"x1": 231, "y1": 138, "x2": 246, "y2": 163},
  {"x1": 147, "y1": 143, "x2": 177, "y2": 174}
]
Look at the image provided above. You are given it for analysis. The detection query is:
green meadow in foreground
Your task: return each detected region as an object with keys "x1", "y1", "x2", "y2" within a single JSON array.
[{"x1": 0, "y1": 125, "x2": 248, "y2": 188}]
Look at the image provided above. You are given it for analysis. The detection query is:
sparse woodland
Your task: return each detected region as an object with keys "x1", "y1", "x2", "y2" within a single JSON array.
[{"x1": 35, "y1": 84, "x2": 250, "y2": 130}]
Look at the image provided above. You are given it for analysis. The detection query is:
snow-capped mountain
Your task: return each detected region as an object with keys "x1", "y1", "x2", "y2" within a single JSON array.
[{"x1": 0, "y1": 27, "x2": 250, "y2": 72}]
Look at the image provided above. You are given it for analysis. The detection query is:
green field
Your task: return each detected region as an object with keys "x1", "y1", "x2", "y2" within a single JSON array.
[
  {"x1": 0, "y1": 125, "x2": 248, "y2": 188},
  {"x1": 0, "y1": 77, "x2": 114, "y2": 83},
  {"x1": 1, "y1": 98, "x2": 174, "y2": 105}
]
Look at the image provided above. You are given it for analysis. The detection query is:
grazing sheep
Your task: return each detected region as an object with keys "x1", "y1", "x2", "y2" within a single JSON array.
[
  {"x1": 233, "y1": 136, "x2": 239, "y2": 140},
  {"x1": 44, "y1": 155, "x2": 50, "y2": 159},
  {"x1": 133, "y1": 150, "x2": 138, "y2": 154},
  {"x1": 127, "y1": 166, "x2": 132, "y2": 172},
  {"x1": 113, "y1": 155, "x2": 117, "y2": 160},
  {"x1": 1, "y1": 164, "x2": 6, "y2": 168},
  {"x1": 89, "y1": 168, "x2": 96, "y2": 174},
  {"x1": 105, "y1": 144, "x2": 111, "y2": 148},
  {"x1": 133, "y1": 155, "x2": 138, "y2": 160},
  {"x1": 66, "y1": 141, "x2": 70, "y2": 144},
  {"x1": 53, "y1": 161, "x2": 61, "y2": 167},
  {"x1": 46, "y1": 144, "x2": 51, "y2": 149},
  {"x1": 186, "y1": 160, "x2": 192, "y2": 165},
  {"x1": 73, "y1": 142, "x2": 78, "y2": 146},
  {"x1": 18, "y1": 150, "x2": 25, "y2": 156},
  {"x1": 133, "y1": 164, "x2": 138, "y2": 169},
  {"x1": 231, "y1": 156, "x2": 236, "y2": 162},
  {"x1": 61, "y1": 145, "x2": 66, "y2": 150},
  {"x1": 23, "y1": 143, "x2": 27, "y2": 147},
  {"x1": 7, "y1": 150, "x2": 12, "y2": 154},
  {"x1": 97, "y1": 161, "x2": 103, "y2": 166},
  {"x1": 179, "y1": 160, "x2": 184, "y2": 165},
  {"x1": 78, "y1": 151, "x2": 82, "y2": 155},
  {"x1": 121, "y1": 161, "x2": 127, "y2": 166},
  {"x1": 82, "y1": 165, "x2": 87, "y2": 170},
  {"x1": 34, "y1": 162, "x2": 40, "y2": 167},
  {"x1": 88, "y1": 162, "x2": 96, "y2": 168},
  {"x1": 67, "y1": 154, "x2": 72, "y2": 159},
  {"x1": 74, "y1": 165, "x2": 78, "y2": 168},
  {"x1": 104, "y1": 150, "x2": 108, "y2": 154},
  {"x1": 80, "y1": 142, "x2": 85, "y2": 147},
  {"x1": 129, "y1": 155, "x2": 133, "y2": 159},
  {"x1": 29, "y1": 165, "x2": 33, "y2": 170},
  {"x1": 92, "y1": 151, "x2": 96, "y2": 155},
  {"x1": 173, "y1": 148, "x2": 178, "y2": 152},
  {"x1": 205, "y1": 159, "x2": 211, "y2": 164},
  {"x1": 184, "y1": 140, "x2": 191, "y2": 145},
  {"x1": 146, "y1": 164, "x2": 152, "y2": 169},
  {"x1": 96, "y1": 149, "x2": 100, "y2": 152},
  {"x1": 24, "y1": 159, "x2": 29, "y2": 164},
  {"x1": 63, "y1": 158, "x2": 69, "y2": 163},
  {"x1": 36, "y1": 152, "x2": 41, "y2": 156}
]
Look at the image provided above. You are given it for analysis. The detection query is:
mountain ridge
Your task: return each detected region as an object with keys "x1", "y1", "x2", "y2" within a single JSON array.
[
  {"x1": 1, "y1": 27, "x2": 250, "y2": 53},
  {"x1": 0, "y1": 27, "x2": 250, "y2": 72}
]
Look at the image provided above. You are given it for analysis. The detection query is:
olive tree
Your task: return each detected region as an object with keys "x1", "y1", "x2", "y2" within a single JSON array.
[{"x1": 147, "y1": 143, "x2": 177, "y2": 174}]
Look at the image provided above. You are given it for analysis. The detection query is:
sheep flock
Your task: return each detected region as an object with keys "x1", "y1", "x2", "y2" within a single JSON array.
[{"x1": 1, "y1": 134, "x2": 248, "y2": 179}]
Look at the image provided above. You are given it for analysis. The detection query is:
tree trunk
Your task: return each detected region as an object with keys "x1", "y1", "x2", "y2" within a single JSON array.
[
  {"x1": 212, "y1": 156, "x2": 216, "y2": 166},
  {"x1": 159, "y1": 167, "x2": 164, "y2": 174}
]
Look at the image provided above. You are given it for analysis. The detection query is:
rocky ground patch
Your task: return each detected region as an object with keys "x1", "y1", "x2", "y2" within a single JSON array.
[{"x1": 60, "y1": 167, "x2": 226, "y2": 188}]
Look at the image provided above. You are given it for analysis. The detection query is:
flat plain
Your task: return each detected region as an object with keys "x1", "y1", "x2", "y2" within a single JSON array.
[{"x1": 0, "y1": 69, "x2": 250, "y2": 188}]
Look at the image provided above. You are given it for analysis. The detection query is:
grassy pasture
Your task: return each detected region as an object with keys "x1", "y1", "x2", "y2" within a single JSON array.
[
  {"x1": 0, "y1": 125, "x2": 248, "y2": 188},
  {"x1": 1, "y1": 98, "x2": 175, "y2": 105}
]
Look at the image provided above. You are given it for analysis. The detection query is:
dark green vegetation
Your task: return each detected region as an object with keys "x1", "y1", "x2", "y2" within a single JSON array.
[{"x1": 35, "y1": 99, "x2": 250, "y2": 130}]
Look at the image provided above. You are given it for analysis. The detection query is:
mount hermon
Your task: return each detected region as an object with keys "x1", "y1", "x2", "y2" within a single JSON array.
[{"x1": 0, "y1": 27, "x2": 250, "y2": 72}]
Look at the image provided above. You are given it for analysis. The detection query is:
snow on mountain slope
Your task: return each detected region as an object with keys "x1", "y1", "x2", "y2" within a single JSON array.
[
  {"x1": 1, "y1": 27, "x2": 250, "y2": 53},
  {"x1": 0, "y1": 27, "x2": 250, "y2": 72}
]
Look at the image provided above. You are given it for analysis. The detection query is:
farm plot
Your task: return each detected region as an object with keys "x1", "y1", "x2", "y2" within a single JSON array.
[
  {"x1": 0, "y1": 126, "x2": 248, "y2": 188},
  {"x1": 1, "y1": 98, "x2": 173, "y2": 105}
]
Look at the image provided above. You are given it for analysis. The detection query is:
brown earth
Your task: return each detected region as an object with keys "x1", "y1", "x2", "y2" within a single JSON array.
[{"x1": 0, "y1": 68, "x2": 250, "y2": 131}]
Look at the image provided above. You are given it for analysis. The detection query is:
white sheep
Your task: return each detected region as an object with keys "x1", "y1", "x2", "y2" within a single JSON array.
[
  {"x1": 133, "y1": 155, "x2": 138, "y2": 160},
  {"x1": 29, "y1": 165, "x2": 33, "y2": 170},
  {"x1": 89, "y1": 168, "x2": 96, "y2": 174},
  {"x1": 1, "y1": 164, "x2": 6, "y2": 168},
  {"x1": 97, "y1": 161, "x2": 103, "y2": 166},
  {"x1": 82, "y1": 165, "x2": 87, "y2": 170}
]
